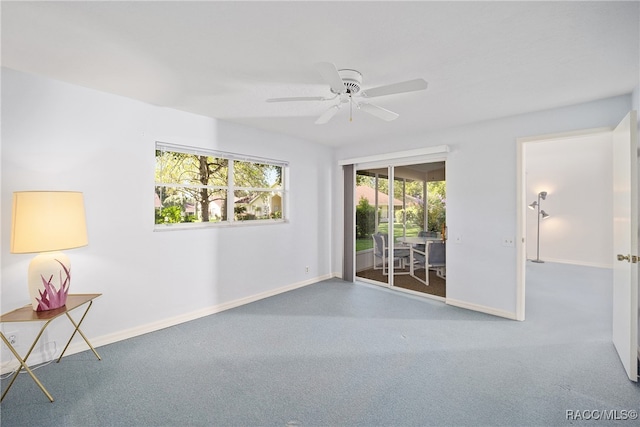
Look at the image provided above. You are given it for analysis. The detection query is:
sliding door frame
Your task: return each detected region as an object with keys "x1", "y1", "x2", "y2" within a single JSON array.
[{"x1": 340, "y1": 146, "x2": 449, "y2": 292}]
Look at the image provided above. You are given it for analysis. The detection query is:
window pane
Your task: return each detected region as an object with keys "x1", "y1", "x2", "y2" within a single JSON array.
[
  {"x1": 233, "y1": 161, "x2": 282, "y2": 189},
  {"x1": 155, "y1": 143, "x2": 286, "y2": 227},
  {"x1": 155, "y1": 186, "x2": 228, "y2": 223},
  {"x1": 234, "y1": 190, "x2": 282, "y2": 220},
  {"x1": 156, "y1": 150, "x2": 228, "y2": 186}
]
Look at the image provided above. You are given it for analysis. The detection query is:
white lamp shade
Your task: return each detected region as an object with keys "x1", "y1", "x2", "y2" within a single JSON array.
[{"x1": 11, "y1": 191, "x2": 88, "y2": 254}]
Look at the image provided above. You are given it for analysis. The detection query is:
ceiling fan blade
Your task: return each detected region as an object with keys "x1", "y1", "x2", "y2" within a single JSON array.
[
  {"x1": 266, "y1": 96, "x2": 327, "y2": 103},
  {"x1": 359, "y1": 103, "x2": 399, "y2": 121},
  {"x1": 361, "y1": 78, "x2": 428, "y2": 98},
  {"x1": 315, "y1": 105, "x2": 340, "y2": 125},
  {"x1": 315, "y1": 62, "x2": 346, "y2": 94}
]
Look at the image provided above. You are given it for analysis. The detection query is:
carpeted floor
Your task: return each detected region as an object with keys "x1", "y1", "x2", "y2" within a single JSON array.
[
  {"x1": 1, "y1": 263, "x2": 638, "y2": 426},
  {"x1": 356, "y1": 267, "x2": 446, "y2": 298}
]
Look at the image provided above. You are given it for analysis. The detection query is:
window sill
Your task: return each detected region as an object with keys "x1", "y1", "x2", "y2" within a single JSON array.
[{"x1": 153, "y1": 219, "x2": 289, "y2": 231}]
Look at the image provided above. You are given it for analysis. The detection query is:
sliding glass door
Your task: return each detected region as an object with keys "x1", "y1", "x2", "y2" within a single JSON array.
[
  {"x1": 355, "y1": 168, "x2": 390, "y2": 286},
  {"x1": 354, "y1": 161, "x2": 446, "y2": 299}
]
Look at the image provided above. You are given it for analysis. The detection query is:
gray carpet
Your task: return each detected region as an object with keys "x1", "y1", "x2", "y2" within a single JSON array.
[{"x1": 1, "y1": 262, "x2": 639, "y2": 426}]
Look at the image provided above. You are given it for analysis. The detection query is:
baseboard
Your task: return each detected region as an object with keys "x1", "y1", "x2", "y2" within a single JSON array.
[
  {"x1": 446, "y1": 298, "x2": 518, "y2": 320},
  {"x1": 1, "y1": 340, "x2": 59, "y2": 375},
  {"x1": 0, "y1": 274, "x2": 332, "y2": 375},
  {"x1": 85, "y1": 273, "x2": 334, "y2": 353},
  {"x1": 1, "y1": 359, "x2": 20, "y2": 374},
  {"x1": 530, "y1": 258, "x2": 612, "y2": 269}
]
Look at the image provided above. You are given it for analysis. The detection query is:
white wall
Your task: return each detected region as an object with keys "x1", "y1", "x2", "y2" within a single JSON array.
[
  {"x1": 1, "y1": 66, "x2": 635, "y2": 365},
  {"x1": 333, "y1": 95, "x2": 632, "y2": 318},
  {"x1": 1, "y1": 68, "x2": 333, "y2": 364},
  {"x1": 525, "y1": 133, "x2": 612, "y2": 267}
]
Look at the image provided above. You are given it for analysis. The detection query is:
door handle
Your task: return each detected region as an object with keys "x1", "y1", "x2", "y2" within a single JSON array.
[{"x1": 617, "y1": 254, "x2": 639, "y2": 263}]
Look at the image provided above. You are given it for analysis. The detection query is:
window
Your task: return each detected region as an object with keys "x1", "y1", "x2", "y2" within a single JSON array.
[{"x1": 155, "y1": 142, "x2": 287, "y2": 228}]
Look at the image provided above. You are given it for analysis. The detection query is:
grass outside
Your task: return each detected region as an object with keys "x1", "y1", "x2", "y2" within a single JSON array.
[{"x1": 356, "y1": 222, "x2": 422, "y2": 252}]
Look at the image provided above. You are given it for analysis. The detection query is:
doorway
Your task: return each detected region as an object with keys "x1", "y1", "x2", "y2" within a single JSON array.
[
  {"x1": 354, "y1": 161, "x2": 446, "y2": 299},
  {"x1": 516, "y1": 128, "x2": 614, "y2": 319},
  {"x1": 517, "y1": 120, "x2": 638, "y2": 382}
]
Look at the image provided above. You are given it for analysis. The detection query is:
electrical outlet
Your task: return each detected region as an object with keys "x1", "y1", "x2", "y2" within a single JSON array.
[
  {"x1": 6, "y1": 332, "x2": 18, "y2": 346},
  {"x1": 305, "y1": 266, "x2": 309, "y2": 274},
  {"x1": 502, "y1": 237, "x2": 515, "y2": 247}
]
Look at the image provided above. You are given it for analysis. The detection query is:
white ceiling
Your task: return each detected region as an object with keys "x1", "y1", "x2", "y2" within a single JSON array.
[{"x1": 2, "y1": 1, "x2": 638, "y2": 147}]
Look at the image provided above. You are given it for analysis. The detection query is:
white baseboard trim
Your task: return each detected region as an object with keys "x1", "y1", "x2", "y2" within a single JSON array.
[
  {"x1": 0, "y1": 274, "x2": 332, "y2": 375},
  {"x1": 87, "y1": 274, "x2": 335, "y2": 353},
  {"x1": 1, "y1": 340, "x2": 59, "y2": 375},
  {"x1": 1, "y1": 359, "x2": 20, "y2": 374},
  {"x1": 446, "y1": 298, "x2": 518, "y2": 320},
  {"x1": 530, "y1": 258, "x2": 613, "y2": 269}
]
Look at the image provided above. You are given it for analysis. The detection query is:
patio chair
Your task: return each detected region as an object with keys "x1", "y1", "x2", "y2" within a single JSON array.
[
  {"x1": 372, "y1": 233, "x2": 410, "y2": 275},
  {"x1": 409, "y1": 240, "x2": 446, "y2": 285},
  {"x1": 416, "y1": 230, "x2": 438, "y2": 252}
]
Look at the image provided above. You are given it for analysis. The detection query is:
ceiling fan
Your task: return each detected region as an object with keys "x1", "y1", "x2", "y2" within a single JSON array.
[{"x1": 266, "y1": 62, "x2": 428, "y2": 124}]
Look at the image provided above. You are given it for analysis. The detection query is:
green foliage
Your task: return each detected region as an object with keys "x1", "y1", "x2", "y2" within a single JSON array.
[
  {"x1": 406, "y1": 205, "x2": 424, "y2": 229},
  {"x1": 355, "y1": 197, "x2": 376, "y2": 239},
  {"x1": 354, "y1": 170, "x2": 446, "y2": 251},
  {"x1": 236, "y1": 213, "x2": 256, "y2": 221},
  {"x1": 427, "y1": 181, "x2": 446, "y2": 232},
  {"x1": 395, "y1": 205, "x2": 424, "y2": 229},
  {"x1": 234, "y1": 161, "x2": 281, "y2": 187},
  {"x1": 233, "y1": 205, "x2": 246, "y2": 221},
  {"x1": 377, "y1": 222, "x2": 422, "y2": 239},
  {"x1": 156, "y1": 151, "x2": 228, "y2": 222},
  {"x1": 356, "y1": 174, "x2": 375, "y2": 187},
  {"x1": 155, "y1": 205, "x2": 183, "y2": 224},
  {"x1": 356, "y1": 238, "x2": 373, "y2": 252},
  {"x1": 156, "y1": 149, "x2": 282, "y2": 224}
]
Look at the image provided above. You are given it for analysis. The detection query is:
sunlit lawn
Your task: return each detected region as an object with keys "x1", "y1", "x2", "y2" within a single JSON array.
[{"x1": 356, "y1": 222, "x2": 422, "y2": 252}]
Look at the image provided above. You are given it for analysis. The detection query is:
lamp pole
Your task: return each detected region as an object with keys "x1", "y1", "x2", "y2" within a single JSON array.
[{"x1": 530, "y1": 191, "x2": 548, "y2": 263}]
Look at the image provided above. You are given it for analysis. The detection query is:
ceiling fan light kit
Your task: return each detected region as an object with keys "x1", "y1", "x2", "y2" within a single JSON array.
[
  {"x1": 331, "y1": 69, "x2": 362, "y2": 95},
  {"x1": 267, "y1": 62, "x2": 428, "y2": 124}
]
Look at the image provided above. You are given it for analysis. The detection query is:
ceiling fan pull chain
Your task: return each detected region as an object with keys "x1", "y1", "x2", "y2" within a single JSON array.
[{"x1": 349, "y1": 95, "x2": 353, "y2": 122}]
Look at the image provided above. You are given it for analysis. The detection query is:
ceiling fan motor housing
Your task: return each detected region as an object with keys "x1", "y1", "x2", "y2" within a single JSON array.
[{"x1": 334, "y1": 69, "x2": 362, "y2": 95}]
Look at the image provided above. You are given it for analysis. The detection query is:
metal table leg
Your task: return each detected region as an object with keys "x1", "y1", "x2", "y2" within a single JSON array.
[
  {"x1": 1, "y1": 328, "x2": 54, "y2": 402},
  {"x1": 57, "y1": 300, "x2": 101, "y2": 362}
]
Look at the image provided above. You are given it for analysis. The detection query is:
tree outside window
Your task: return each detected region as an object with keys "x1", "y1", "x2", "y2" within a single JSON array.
[{"x1": 155, "y1": 144, "x2": 286, "y2": 227}]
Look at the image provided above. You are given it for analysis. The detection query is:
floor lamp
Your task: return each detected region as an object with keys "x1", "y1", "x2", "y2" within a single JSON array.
[{"x1": 528, "y1": 191, "x2": 550, "y2": 263}]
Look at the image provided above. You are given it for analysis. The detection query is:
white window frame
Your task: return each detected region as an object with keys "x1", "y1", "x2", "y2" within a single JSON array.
[{"x1": 155, "y1": 141, "x2": 288, "y2": 230}]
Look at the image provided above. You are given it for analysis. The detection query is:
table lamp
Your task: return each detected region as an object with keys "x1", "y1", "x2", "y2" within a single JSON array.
[{"x1": 10, "y1": 191, "x2": 88, "y2": 311}]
